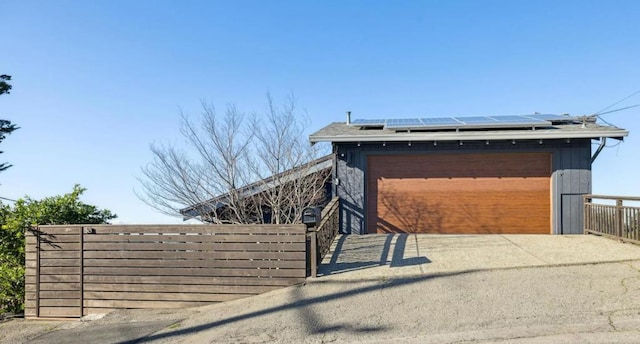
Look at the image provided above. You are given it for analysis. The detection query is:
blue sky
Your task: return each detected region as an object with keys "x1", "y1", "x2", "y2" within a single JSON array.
[{"x1": 2, "y1": 1, "x2": 639, "y2": 223}]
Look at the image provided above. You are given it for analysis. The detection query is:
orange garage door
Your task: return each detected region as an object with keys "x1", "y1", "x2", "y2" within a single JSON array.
[{"x1": 366, "y1": 153, "x2": 551, "y2": 234}]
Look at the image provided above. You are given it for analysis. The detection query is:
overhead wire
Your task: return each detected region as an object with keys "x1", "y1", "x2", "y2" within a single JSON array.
[
  {"x1": 597, "y1": 104, "x2": 639, "y2": 116},
  {"x1": 594, "y1": 89, "x2": 640, "y2": 115},
  {"x1": 587, "y1": 90, "x2": 638, "y2": 158}
]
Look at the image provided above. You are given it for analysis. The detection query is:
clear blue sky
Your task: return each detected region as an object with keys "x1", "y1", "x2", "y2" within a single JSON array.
[{"x1": 2, "y1": 1, "x2": 639, "y2": 223}]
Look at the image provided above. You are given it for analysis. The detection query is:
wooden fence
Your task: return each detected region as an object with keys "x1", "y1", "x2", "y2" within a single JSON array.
[
  {"x1": 584, "y1": 195, "x2": 640, "y2": 244},
  {"x1": 25, "y1": 224, "x2": 307, "y2": 318},
  {"x1": 308, "y1": 197, "x2": 340, "y2": 277}
]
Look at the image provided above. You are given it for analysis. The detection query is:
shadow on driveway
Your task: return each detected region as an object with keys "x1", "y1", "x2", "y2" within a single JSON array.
[
  {"x1": 135, "y1": 269, "x2": 478, "y2": 343},
  {"x1": 319, "y1": 234, "x2": 431, "y2": 276}
]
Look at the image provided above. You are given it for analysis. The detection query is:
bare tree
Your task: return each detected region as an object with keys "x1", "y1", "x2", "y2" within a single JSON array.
[
  {"x1": 248, "y1": 93, "x2": 330, "y2": 224},
  {"x1": 137, "y1": 94, "x2": 331, "y2": 224}
]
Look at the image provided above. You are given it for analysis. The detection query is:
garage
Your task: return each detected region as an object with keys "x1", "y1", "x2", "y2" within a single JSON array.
[
  {"x1": 366, "y1": 153, "x2": 552, "y2": 234},
  {"x1": 310, "y1": 113, "x2": 628, "y2": 235}
]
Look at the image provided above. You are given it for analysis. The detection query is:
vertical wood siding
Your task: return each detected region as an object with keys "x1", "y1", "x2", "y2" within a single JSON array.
[{"x1": 335, "y1": 139, "x2": 592, "y2": 234}]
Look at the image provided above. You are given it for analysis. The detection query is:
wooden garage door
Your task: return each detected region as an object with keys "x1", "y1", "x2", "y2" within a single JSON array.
[{"x1": 366, "y1": 153, "x2": 551, "y2": 234}]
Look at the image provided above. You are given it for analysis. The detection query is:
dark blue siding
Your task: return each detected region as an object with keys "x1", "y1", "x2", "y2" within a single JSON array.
[{"x1": 334, "y1": 139, "x2": 592, "y2": 234}]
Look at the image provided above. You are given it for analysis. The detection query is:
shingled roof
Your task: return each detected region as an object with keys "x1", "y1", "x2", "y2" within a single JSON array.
[{"x1": 310, "y1": 115, "x2": 628, "y2": 143}]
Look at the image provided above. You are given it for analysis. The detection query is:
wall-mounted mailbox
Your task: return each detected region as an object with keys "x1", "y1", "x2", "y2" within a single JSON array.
[{"x1": 302, "y1": 207, "x2": 322, "y2": 228}]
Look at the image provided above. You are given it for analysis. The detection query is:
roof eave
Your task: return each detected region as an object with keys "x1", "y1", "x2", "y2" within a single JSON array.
[
  {"x1": 310, "y1": 129, "x2": 629, "y2": 143},
  {"x1": 178, "y1": 155, "x2": 334, "y2": 215}
]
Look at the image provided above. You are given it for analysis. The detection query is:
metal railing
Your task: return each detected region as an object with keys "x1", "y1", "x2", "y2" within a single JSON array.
[
  {"x1": 584, "y1": 195, "x2": 640, "y2": 244},
  {"x1": 308, "y1": 197, "x2": 340, "y2": 277}
]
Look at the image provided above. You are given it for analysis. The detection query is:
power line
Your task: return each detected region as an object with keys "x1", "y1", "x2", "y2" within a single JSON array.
[
  {"x1": 0, "y1": 196, "x2": 18, "y2": 202},
  {"x1": 597, "y1": 104, "x2": 639, "y2": 116},
  {"x1": 595, "y1": 89, "x2": 640, "y2": 115}
]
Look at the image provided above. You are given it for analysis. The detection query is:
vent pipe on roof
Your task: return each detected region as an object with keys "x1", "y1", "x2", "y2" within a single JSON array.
[{"x1": 346, "y1": 111, "x2": 351, "y2": 125}]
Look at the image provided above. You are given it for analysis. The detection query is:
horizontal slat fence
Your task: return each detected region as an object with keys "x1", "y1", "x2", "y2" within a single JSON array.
[
  {"x1": 26, "y1": 224, "x2": 307, "y2": 318},
  {"x1": 584, "y1": 195, "x2": 640, "y2": 244},
  {"x1": 25, "y1": 225, "x2": 82, "y2": 318}
]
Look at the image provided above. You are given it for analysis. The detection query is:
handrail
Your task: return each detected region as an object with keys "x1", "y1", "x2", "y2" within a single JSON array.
[
  {"x1": 584, "y1": 194, "x2": 640, "y2": 201},
  {"x1": 308, "y1": 197, "x2": 340, "y2": 278},
  {"x1": 584, "y1": 195, "x2": 640, "y2": 245}
]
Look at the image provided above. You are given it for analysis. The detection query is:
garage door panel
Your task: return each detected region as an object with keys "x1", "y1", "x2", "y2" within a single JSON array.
[
  {"x1": 367, "y1": 153, "x2": 551, "y2": 234},
  {"x1": 378, "y1": 191, "x2": 550, "y2": 234},
  {"x1": 371, "y1": 153, "x2": 551, "y2": 179},
  {"x1": 379, "y1": 177, "x2": 549, "y2": 192}
]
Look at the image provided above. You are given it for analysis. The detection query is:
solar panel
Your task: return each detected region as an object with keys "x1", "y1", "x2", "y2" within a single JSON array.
[
  {"x1": 525, "y1": 114, "x2": 576, "y2": 123},
  {"x1": 487, "y1": 115, "x2": 545, "y2": 122},
  {"x1": 351, "y1": 114, "x2": 561, "y2": 131},
  {"x1": 386, "y1": 118, "x2": 425, "y2": 129},
  {"x1": 419, "y1": 117, "x2": 461, "y2": 125},
  {"x1": 454, "y1": 116, "x2": 498, "y2": 124},
  {"x1": 350, "y1": 119, "x2": 386, "y2": 127}
]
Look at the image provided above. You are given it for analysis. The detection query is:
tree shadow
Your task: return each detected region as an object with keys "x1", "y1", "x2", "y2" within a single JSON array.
[
  {"x1": 131, "y1": 269, "x2": 483, "y2": 343},
  {"x1": 375, "y1": 181, "x2": 524, "y2": 234},
  {"x1": 288, "y1": 285, "x2": 389, "y2": 335},
  {"x1": 28, "y1": 227, "x2": 62, "y2": 249},
  {"x1": 376, "y1": 184, "x2": 444, "y2": 234}
]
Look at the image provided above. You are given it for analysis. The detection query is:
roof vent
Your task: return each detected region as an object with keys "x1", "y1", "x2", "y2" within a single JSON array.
[{"x1": 346, "y1": 111, "x2": 351, "y2": 125}]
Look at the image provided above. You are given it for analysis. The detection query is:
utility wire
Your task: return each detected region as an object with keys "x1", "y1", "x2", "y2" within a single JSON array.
[
  {"x1": 594, "y1": 89, "x2": 640, "y2": 115},
  {"x1": 0, "y1": 196, "x2": 17, "y2": 202},
  {"x1": 597, "y1": 104, "x2": 639, "y2": 116}
]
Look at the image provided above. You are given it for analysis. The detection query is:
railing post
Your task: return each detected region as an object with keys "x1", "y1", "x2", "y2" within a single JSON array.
[
  {"x1": 309, "y1": 229, "x2": 317, "y2": 278},
  {"x1": 616, "y1": 199, "x2": 624, "y2": 239},
  {"x1": 583, "y1": 196, "x2": 591, "y2": 235}
]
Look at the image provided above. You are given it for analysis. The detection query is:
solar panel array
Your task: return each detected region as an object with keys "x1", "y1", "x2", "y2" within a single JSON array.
[{"x1": 350, "y1": 114, "x2": 576, "y2": 130}]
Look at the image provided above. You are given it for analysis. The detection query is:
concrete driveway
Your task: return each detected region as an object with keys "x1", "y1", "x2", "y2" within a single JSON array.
[
  {"x1": 318, "y1": 234, "x2": 640, "y2": 278},
  {"x1": 6, "y1": 234, "x2": 640, "y2": 344}
]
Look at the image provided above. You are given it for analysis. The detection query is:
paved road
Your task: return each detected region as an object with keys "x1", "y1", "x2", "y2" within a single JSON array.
[
  {"x1": 147, "y1": 235, "x2": 640, "y2": 343},
  {"x1": 5, "y1": 234, "x2": 640, "y2": 343}
]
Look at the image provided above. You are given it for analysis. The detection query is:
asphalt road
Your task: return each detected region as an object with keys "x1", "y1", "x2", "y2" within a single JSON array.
[
  {"x1": 4, "y1": 234, "x2": 640, "y2": 344},
  {"x1": 147, "y1": 260, "x2": 640, "y2": 343}
]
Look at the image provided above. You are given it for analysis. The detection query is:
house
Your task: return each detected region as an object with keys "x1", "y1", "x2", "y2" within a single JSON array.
[
  {"x1": 180, "y1": 154, "x2": 333, "y2": 223},
  {"x1": 309, "y1": 113, "x2": 628, "y2": 235}
]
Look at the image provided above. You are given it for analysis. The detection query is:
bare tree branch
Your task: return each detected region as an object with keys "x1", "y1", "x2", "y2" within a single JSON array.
[{"x1": 137, "y1": 94, "x2": 330, "y2": 224}]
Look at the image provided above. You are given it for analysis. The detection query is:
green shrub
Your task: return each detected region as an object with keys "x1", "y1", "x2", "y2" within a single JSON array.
[
  {"x1": 0, "y1": 185, "x2": 115, "y2": 313},
  {"x1": 0, "y1": 257, "x2": 24, "y2": 314}
]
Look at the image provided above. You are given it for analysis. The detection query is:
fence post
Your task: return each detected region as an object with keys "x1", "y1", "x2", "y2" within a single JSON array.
[
  {"x1": 309, "y1": 229, "x2": 317, "y2": 278},
  {"x1": 583, "y1": 196, "x2": 591, "y2": 235},
  {"x1": 616, "y1": 199, "x2": 624, "y2": 239},
  {"x1": 35, "y1": 227, "x2": 40, "y2": 318},
  {"x1": 80, "y1": 226, "x2": 85, "y2": 317}
]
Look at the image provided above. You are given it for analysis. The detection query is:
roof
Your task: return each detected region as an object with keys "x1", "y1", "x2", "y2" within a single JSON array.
[
  {"x1": 180, "y1": 154, "x2": 333, "y2": 218},
  {"x1": 309, "y1": 115, "x2": 629, "y2": 143}
]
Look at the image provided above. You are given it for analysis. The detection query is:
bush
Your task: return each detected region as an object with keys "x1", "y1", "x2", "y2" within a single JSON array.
[
  {"x1": 0, "y1": 257, "x2": 24, "y2": 314},
  {"x1": 0, "y1": 185, "x2": 116, "y2": 313}
]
